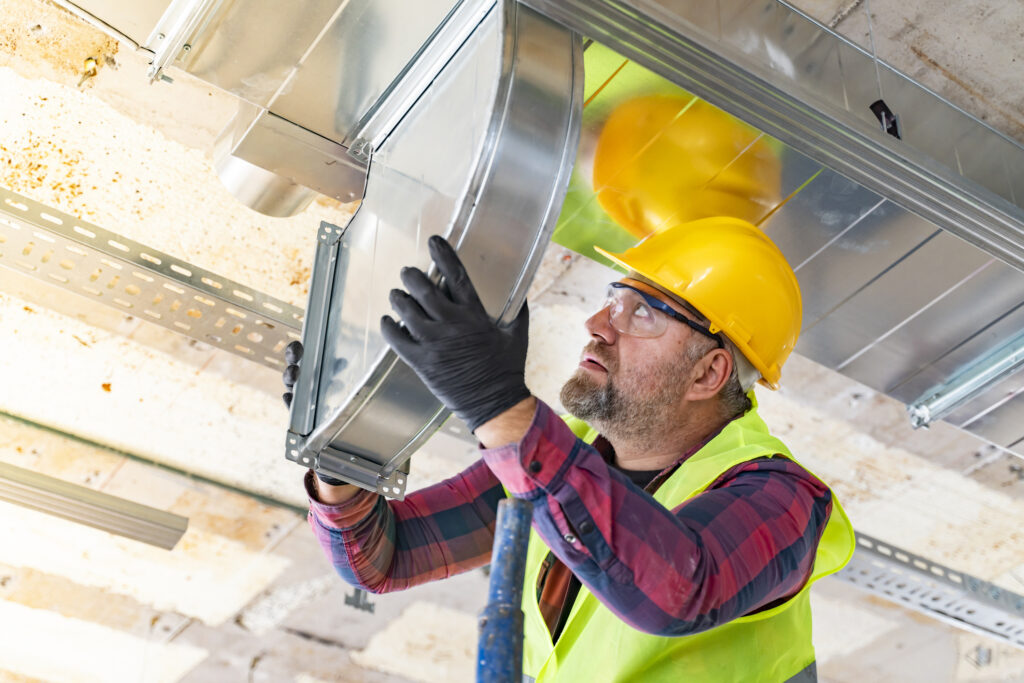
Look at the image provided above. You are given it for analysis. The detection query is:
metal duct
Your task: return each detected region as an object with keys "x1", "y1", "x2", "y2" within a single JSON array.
[
  {"x1": 212, "y1": 103, "x2": 368, "y2": 217},
  {"x1": 286, "y1": 1, "x2": 582, "y2": 496}
]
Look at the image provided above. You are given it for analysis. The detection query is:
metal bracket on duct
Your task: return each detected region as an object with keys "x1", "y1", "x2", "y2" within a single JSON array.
[{"x1": 284, "y1": 1, "x2": 583, "y2": 498}]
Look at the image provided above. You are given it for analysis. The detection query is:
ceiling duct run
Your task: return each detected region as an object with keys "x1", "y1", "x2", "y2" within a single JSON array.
[{"x1": 45, "y1": 0, "x2": 1024, "y2": 467}]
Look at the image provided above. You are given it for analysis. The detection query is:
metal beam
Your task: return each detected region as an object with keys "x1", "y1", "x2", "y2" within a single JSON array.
[{"x1": 0, "y1": 186, "x2": 302, "y2": 371}]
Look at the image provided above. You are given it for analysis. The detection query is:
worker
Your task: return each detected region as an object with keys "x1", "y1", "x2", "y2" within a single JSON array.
[{"x1": 292, "y1": 217, "x2": 855, "y2": 682}]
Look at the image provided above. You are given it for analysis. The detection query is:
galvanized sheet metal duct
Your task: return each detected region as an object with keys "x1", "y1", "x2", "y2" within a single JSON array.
[{"x1": 285, "y1": 2, "x2": 582, "y2": 496}]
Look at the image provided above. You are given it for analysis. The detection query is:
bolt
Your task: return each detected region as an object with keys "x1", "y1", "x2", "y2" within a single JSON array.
[
  {"x1": 183, "y1": 44, "x2": 191, "y2": 52},
  {"x1": 157, "y1": 32, "x2": 165, "y2": 40}
]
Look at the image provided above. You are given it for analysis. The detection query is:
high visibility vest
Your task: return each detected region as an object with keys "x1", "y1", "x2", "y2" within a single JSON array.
[{"x1": 520, "y1": 404, "x2": 855, "y2": 682}]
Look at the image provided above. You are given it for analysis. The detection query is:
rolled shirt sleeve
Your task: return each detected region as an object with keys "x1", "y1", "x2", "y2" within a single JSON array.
[{"x1": 306, "y1": 460, "x2": 505, "y2": 593}]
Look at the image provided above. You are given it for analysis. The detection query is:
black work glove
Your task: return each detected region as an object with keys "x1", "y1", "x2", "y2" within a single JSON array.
[
  {"x1": 281, "y1": 341, "x2": 347, "y2": 487},
  {"x1": 381, "y1": 235, "x2": 531, "y2": 433},
  {"x1": 282, "y1": 340, "x2": 303, "y2": 409}
]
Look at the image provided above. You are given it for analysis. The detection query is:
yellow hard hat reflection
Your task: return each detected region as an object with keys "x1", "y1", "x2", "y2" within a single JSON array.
[{"x1": 592, "y1": 95, "x2": 782, "y2": 238}]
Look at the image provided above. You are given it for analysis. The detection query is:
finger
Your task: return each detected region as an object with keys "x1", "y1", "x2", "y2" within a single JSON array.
[
  {"x1": 283, "y1": 392, "x2": 293, "y2": 408},
  {"x1": 400, "y1": 266, "x2": 455, "y2": 319},
  {"x1": 388, "y1": 288, "x2": 434, "y2": 340},
  {"x1": 285, "y1": 340, "x2": 303, "y2": 365},
  {"x1": 428, "y1": 235, "x2": 484, "y2": 311},
  {"x1": 506, "y1": 300, "x2": 530, "y2": 345},
  {"x1": 282, "y1": 364, "x2": 299, "y2": 389},
  {"x1": 380, "y1": 315, "x2": 418, "y2": 359}
]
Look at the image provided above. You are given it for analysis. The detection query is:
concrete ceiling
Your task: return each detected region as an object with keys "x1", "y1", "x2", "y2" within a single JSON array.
[{"x1": 1, "y1": 0, "x2": 1024, "y2": 680}]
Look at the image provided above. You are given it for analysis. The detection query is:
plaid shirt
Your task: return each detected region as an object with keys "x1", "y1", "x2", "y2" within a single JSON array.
[{"x1": 307, "y1": 400, "x2": 832, "y2": 637}]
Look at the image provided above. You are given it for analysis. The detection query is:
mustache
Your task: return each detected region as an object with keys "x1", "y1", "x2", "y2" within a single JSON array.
[{"x1": 582, "y1": 341, "x2": 616, "y2": 371}]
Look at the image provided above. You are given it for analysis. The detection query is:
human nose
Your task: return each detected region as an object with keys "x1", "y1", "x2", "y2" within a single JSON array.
[{"x1": 584, "y1": 304, "x2": 616, "y2": 345}]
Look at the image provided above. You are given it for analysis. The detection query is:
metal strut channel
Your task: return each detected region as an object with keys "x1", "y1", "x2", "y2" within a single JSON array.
[
  {"x1": 834, "y1": 532, "x2": 1024, "y2": 649},
  {"x1": 0, "y1": 187, "x2": 302, "y2": 371}
]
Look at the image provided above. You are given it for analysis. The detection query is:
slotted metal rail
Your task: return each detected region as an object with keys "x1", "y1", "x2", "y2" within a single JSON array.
[
  {"x1": 834, "y1": 532, "x2": 1024, "y2": 649},
  {"x1": 0, "y1": 186, "x2": 302, "y2": 370}
]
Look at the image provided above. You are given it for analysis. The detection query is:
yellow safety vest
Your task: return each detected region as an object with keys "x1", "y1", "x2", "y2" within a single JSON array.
[{"x1": 520, "y1": 403, "x2": 855, "y2": 682}]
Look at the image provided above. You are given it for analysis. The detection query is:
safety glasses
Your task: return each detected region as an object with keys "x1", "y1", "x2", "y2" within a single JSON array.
[{"x1": 603, "y1": 282, "x2": 723, "y2": 347}]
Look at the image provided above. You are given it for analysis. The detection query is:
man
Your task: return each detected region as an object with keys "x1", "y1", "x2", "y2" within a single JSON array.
[{"x1": 299, "y1": 217, "x2": 854, "y2": 682}]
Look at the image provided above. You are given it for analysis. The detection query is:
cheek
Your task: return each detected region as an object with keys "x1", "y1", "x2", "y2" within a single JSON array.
[{"x1": 616, "y1": 340, "x2": 683, "y2": 387}]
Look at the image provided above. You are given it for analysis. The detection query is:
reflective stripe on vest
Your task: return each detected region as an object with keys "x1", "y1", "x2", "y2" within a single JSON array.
[{"x1": 520, "y1": 401, "x2": 855, "y2": 682}]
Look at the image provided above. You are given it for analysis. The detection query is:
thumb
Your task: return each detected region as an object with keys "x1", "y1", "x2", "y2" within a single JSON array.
[{"x1": 506, "y1": 300, "x2": 530, "y2": 346}]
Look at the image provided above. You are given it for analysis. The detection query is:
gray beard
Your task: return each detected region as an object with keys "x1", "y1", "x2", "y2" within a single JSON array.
[
  {"x1": 560, "y1": 370, "x2": 623, "y2": 424},
  {"x1": 559, "y1": 363, "x2": 686, "y2": 449}
]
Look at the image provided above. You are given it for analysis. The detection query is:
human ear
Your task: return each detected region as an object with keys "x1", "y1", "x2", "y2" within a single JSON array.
[{"x1": 684, "y1": 348, "x2": 733, "y2": 401}]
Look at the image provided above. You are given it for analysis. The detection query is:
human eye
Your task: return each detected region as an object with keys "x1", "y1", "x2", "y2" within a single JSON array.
[{"x1": 632, "y1": 301, "x2": 652, "y2": 319}]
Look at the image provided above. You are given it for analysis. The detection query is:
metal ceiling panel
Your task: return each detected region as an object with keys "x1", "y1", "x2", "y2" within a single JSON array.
[
  {"x1": 717, "y1": 0, "x2": 881, "y2": 137},
  {"x1": 890, "y1": 301, "x2": 1024, "y2": 404},
  {"x1": 878, "y1": 64, "x2": 974, "y2": 175},
  {"x1": 803, "y1": 232, "x2": 992, "y2": 370},
  {"x1": 792, "y1": 202, "x2": 935, "y2": 329},
  {"x1": 1006, "y1": 143, "x2": 1024, "y2": 208},
  {"x1": 762, "y1": 148, "x2": 822, "y2": 222},
  {"x1": 760, "y1": 168, "x2": 885, "y2": 270},
  {"x1": 841, "y1": 260, "x2": 1024, "y2": 396},
  {"x1": 878, "y1": 63, "x2": 1017, "y2": 207},
  {"x1": 955, "y1": 124, "x2": 1019, "y2": 206},
  {"x1": 521, "y1": 0, "x2": 1024, "y2": 274},
  {"x1": 949, "y1": 378, "x2": 1024, "y2": 450}
]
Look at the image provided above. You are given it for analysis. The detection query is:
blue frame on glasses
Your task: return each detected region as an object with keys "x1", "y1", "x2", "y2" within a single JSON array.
[{"x1": 610, "y1": 282, "x2": 724, "y2": 348}]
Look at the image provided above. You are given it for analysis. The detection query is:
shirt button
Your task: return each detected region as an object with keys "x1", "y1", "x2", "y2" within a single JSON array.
[
  {"x1": 579, "y1": 521, "x2": 594, "y2": 534},
  {"x1": 528, "y1": 461, "x2": 542, "y2": 474},
  {"x1": 563, "y1": 534, "x2": 577, "y2": 544}
]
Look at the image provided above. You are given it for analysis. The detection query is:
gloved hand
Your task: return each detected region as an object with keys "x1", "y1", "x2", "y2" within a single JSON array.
[
  {"x1": 381, "y1": 235, "x2": 531, "y2": 432},
  {"x1": 282, "y1": 341, "x2": 303, "y2": 408},
  {"x1": 281, "y1": 340, "x2": 347, "y2": 487}
]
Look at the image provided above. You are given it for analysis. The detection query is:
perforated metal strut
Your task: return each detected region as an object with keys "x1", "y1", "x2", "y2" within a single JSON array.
[
  {"x1": 834, "y1": 532, "x2": 1024, "y2": 649},
  {"x1": 0, "y1": 187, "x2": 302, "y2": 370}
]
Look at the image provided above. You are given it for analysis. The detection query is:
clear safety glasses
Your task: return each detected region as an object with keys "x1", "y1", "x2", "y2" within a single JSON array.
[{"x1": 603, "y1": 282, "x2": 724, "y2": 347}]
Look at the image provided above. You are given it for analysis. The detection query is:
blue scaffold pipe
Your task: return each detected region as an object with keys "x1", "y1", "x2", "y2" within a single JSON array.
[{"x1": 477, "y1": 497, "x2": 533, "y2": 683}]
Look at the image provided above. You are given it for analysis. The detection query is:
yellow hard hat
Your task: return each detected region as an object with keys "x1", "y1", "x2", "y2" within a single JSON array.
[
  {"x1": 592, "y1": 95, "x2": 781, "y2": 238},
  {"x1": 594, "y1": 217, "x2": 801, "y2": 389}
]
